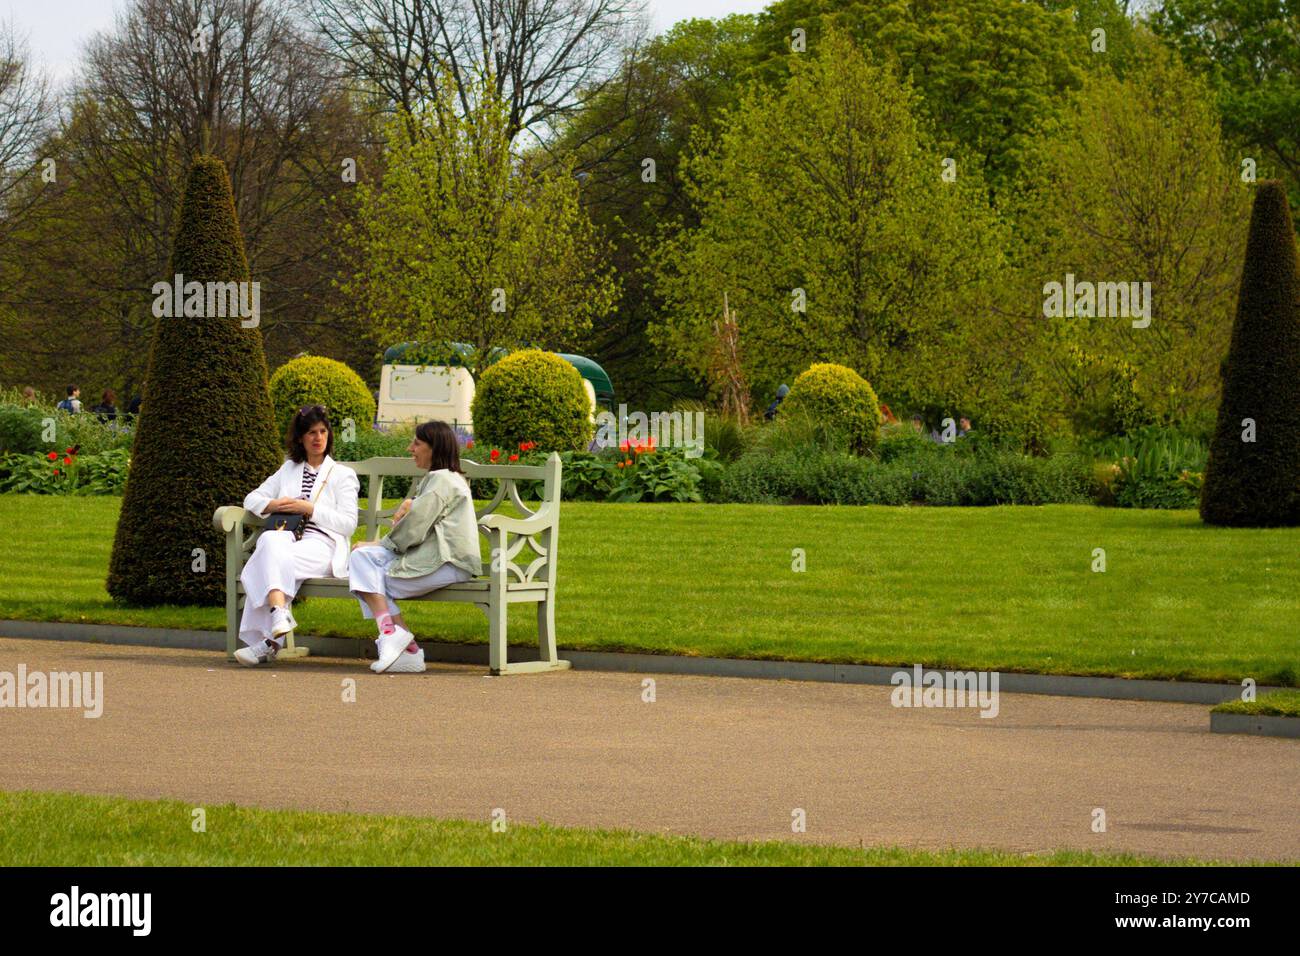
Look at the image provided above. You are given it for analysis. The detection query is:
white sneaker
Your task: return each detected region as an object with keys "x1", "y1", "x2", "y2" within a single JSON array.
[
  {"x1": 235, "y1": 639, "x2": 279, "y2": 667},
  {"x1": 270, "y1": 606, "x2": 297, "y2": 638},
  {"x1": 381, "y1": 642, "x2": 426, "y2": 674},
  {"x1": 373, "y1": 626, "x2": 414, "y2": 673}
]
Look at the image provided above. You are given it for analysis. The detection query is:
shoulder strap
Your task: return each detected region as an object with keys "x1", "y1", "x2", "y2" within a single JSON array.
[{"x1": 309, "y1": 463, "x2": 334, "y2": 502}]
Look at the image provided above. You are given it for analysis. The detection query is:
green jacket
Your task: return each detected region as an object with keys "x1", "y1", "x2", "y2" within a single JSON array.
[{"x1": 381, "y1": 469, "x2": 482, "y2": 578}]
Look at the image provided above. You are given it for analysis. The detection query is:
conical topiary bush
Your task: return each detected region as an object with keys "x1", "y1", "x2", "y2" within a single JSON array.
[
  {"x1": 107, "y1": 156, "x2": 282, "y2": 605},
  {"x1": 1200, "y1": 180, "x2": 1300, "y2": 526}
]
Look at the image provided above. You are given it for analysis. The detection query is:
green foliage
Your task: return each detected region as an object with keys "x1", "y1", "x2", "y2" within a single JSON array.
[
  {"x1": 0, "y1": 404, "x2": 134, "y2": 457},
  {"x1": 268, "y1": 356, "x2": 376, "y2": 440},
  {"x1": 608, "y1": 447, "x2": 705, "y2": 503},
  {"x1": 0, "y1": 449, "x2": 130, "y2": 495},
  {"x1": 1153, "y1": 0, "x2": 1300, "y2": 212},
  {"x1": 470, "y1": 350, "x2": 595, "y2": 453},
  {"x1": 557, "y1": 451, "x2": 618, "y2": 501},
  {"x1": 0, "y1": 405, "x2": 45, "y2": 455},
  {"x1": 107, "y1": 156, "x2": 282, "y2": 606},
  {"x1": 1061, "y1": 347, "x2": 1152, "y2": 439},
  {"x1": 1013, "y1": 34, "x2": 1250, "y2": 429},
  {"x1": 333, "y1": 425, "x2": 418, "y2": 499},
  {"x1": 781, "y1": 363, "x2": 882, "y2": 453},
  {"x1": 550, "y1": 17, "x2": 757, "y2": 408},
  {"x1": 719, "y1": 444, "x2": 1093, "y2": 506},
  {"x1": 1201, "y1": 181, "x2": 1300, "y2": 526},
  {"x1": 651, "y1": 32, "x2": 1006, "y2": 403},
  {"x1": 341, "y1": 76, "x2": 618, "y2": 381},
  {"x1": 747, "y1": 0, "x2": 1085, "y2": 190}
]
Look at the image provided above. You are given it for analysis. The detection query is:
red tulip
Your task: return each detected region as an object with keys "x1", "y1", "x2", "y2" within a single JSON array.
[
  {"x1": 466, "y1": 440, "x2": 475, "y2": 449},
  {"x1": 52, "y1": 469, "x2": 60, "y2": 476},
  {"x1": 65, "y1": 447, "x2": 74, "y2": 455},
  {"x1": 47, "y1": 451, "x2": 58, "y2": 461},
  {"x1": 509, "y1": 453, "x2": 519, "y2": 462},
  {"x1": 489, "y1": 449, "x2": 500, "y2": 462},
  {"x1": 62, "y1": 456, "x2": 72, "y2": 465}
]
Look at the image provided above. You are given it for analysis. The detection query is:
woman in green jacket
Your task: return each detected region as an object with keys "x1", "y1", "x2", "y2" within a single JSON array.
[{"x1": 349, "y1": 420, "x2": 482, "y2": 673}]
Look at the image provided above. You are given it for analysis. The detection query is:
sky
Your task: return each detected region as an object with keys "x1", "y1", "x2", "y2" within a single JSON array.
[{"x1": 4, "y1": 0, "x2": 772, "y2": 82}]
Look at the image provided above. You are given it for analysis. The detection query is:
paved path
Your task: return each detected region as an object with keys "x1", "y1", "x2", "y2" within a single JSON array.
[{"x1": 0, "y1": 638, "x2": 1295, "y2": 861}]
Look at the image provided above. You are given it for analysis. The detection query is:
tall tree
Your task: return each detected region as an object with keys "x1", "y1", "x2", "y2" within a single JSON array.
[
  {"x1": 1200, "y1": 180, "x2": 1300, "y2": 526},
  {"x1": 304, "y1": 0, "x2": 646, "y2": 144},
  {"x1": 1152, "y1": 0, "x2": 1300, "y2": 212},
  {"x1": 108, "y1": 156, "x2": 282, "y2": 606},
  {"x1": 745, "y1": 0, "x2": 1086, "y2": 191},
  {"x1": 340, "y1": 76, "x2": 619, "y2": 380},
  {"x1": 548, "y1": 15, "x2": 757, "y2": 407},
  {"x1": 2, "y1": 0, "x2": 378, "y2": 399},
  {"x1": 1009, "y1": 33, "x2": 1250, "y2": 431},
  {"x1": 651, "y1": 31, "x2": 1006, "y2": 404}
]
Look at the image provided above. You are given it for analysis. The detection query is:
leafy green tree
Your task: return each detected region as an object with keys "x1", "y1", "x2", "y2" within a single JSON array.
[
  {"x1": 746, "y1": 0, "x2": 1086, "y2": 190},
  {"x1": 1010, "y1": 33, "x2": 1251, "y2": 429},
  {"x1": 550, "y1": 15, "x2": 759, "y2": 408},
  {"x1": 651, "y1": 32, "x2": 1007, "y2": 406},
  {"x1": 1200, "y1": 180, "x2": 1300, "y2": 526},
  {"x1": 342, "y1": 77, "x2": 618, "y2": 380},
  {"x1": 107, "y1": 156, "x2": 282, "y2": 606},
  {"x1": 1152, "y1": 0, "x2": 1300, "y2": 211}
]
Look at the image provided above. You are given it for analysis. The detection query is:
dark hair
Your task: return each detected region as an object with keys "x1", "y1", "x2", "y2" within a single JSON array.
[
  {"x1": 102, "y1": 389, "x2": 116, "y2": 405},
  {"x1": 286, "y1": 405, "x2": 334, "y2": 463},
  {"x1": 414, "y1": 420, "x2": 462, "y2": 473},
  {"x1": 66, "y1": 385, "x2": 78, "y2": 396}
]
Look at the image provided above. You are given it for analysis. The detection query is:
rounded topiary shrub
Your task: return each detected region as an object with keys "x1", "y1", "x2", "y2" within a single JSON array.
[
  {"x1": 268, "y1": 356, "x2": 376, "y2": 440},
  {"x1": 471, "y1": 349, "x2": 593, "y2": 452},
  {"x1": 781, "y1": 363, "x2": 882, "y2": 453}
]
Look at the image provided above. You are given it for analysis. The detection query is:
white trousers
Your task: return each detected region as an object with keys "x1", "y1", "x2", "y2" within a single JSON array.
[
  {"x1": 348, "y1": 545, "x2": 473, "y2": 620},
  {"x1": 238, "y1": 530, "x2": 336, "y2": 647}
]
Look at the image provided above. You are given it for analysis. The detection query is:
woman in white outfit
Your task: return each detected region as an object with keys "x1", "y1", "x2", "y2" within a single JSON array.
[
  {"x1": 235, "y1": 405, "x2": 360, "y2": 666},
  {"x1": 350, "y1": 420, "x2": 482, "y2": 673}
]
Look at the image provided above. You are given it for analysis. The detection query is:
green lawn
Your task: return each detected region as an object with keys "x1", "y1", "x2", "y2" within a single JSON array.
[
  {"x1": 1212, "y1": 690, "x2": 1300, "y2": 717},
  {"x1": 1, "y1": 495, "x2": 1297, "y2": 685},
  {"x1": 0, "y1": 791, "x2": 1246, "y2": 866}
]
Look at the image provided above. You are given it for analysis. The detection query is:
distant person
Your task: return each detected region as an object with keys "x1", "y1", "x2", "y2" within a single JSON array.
[
  {"x1": 958, "y1": 416, "x2": 972, "y2": 438},
  {"x1": 20, "y1": 386, "x2": 36, "y2": 404},
  {"x1": 910, "y1": 414, "x2": 925, "y2": 434},
  {"x1": 56, "y1": 385, "x2": 82, "y2": 414},
  {"x1": 91, "y1": 390, "x2": 118, "y2": 423},
  {"x1": 764, "y1": 384, "x2": 789, "y2": 421},
  {"x1": 126, "y1": 395, "x2": 142, "y2": 419}
]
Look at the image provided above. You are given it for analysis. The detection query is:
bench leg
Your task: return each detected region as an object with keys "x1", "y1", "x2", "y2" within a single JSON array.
[
  {"x1": 488, "y1": 598, "x2": 508, "y2": 675},
  {"x1": 537, "y1": 595, "x2": 557, "y2": 664},
  {"x1": 226, "y1": 590, "x2": 238, "y2": 661}
]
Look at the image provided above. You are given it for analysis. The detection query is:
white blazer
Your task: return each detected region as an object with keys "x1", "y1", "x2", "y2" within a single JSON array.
[{"x1": 244, "y1": 455, "x2": 360, "y2": 578}]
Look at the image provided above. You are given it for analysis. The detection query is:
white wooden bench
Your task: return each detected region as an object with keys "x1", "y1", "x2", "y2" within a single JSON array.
[{"x1": 212, "y1": 453, "x2": 569, "y2": 675}]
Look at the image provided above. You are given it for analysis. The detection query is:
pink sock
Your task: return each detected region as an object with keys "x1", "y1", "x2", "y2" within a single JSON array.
[{"x1": 376, "y1": 613, "x2": 396, "y2": 636}]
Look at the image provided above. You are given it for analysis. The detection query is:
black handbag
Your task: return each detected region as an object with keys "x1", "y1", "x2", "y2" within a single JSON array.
[
  {"x1": 259, "y1": 464, "x2": 333, "y2": 541},
  {"x1": 262, "y1": 513, "x2": 308, "y2": 540}
]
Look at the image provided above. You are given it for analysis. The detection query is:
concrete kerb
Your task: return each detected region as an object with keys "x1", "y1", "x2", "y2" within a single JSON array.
[
  {"x1": 1210, "y1": 712, "x2": 1300, "y2": 739},
  {"x1": 0, "y1": 618, "x2": 1281, "y2": 707}
]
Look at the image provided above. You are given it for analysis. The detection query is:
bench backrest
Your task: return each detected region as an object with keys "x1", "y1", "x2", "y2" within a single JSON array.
[{"x1": 348, "y1": 453, "x2": 561, "y2": 541}]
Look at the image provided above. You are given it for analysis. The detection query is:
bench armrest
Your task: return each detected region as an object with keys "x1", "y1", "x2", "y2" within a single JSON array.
[
  {"x1": 478, "y1": 501, "x2": 558, "y2": 536},
  {"x1": 213, "y1": 506, "x2": 263, "y2": 534}
]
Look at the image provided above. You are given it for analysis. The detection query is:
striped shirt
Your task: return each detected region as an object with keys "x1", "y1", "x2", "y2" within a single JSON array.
[{"x1": 299, "y1": 465, "x2": 330, "y2": 539}]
